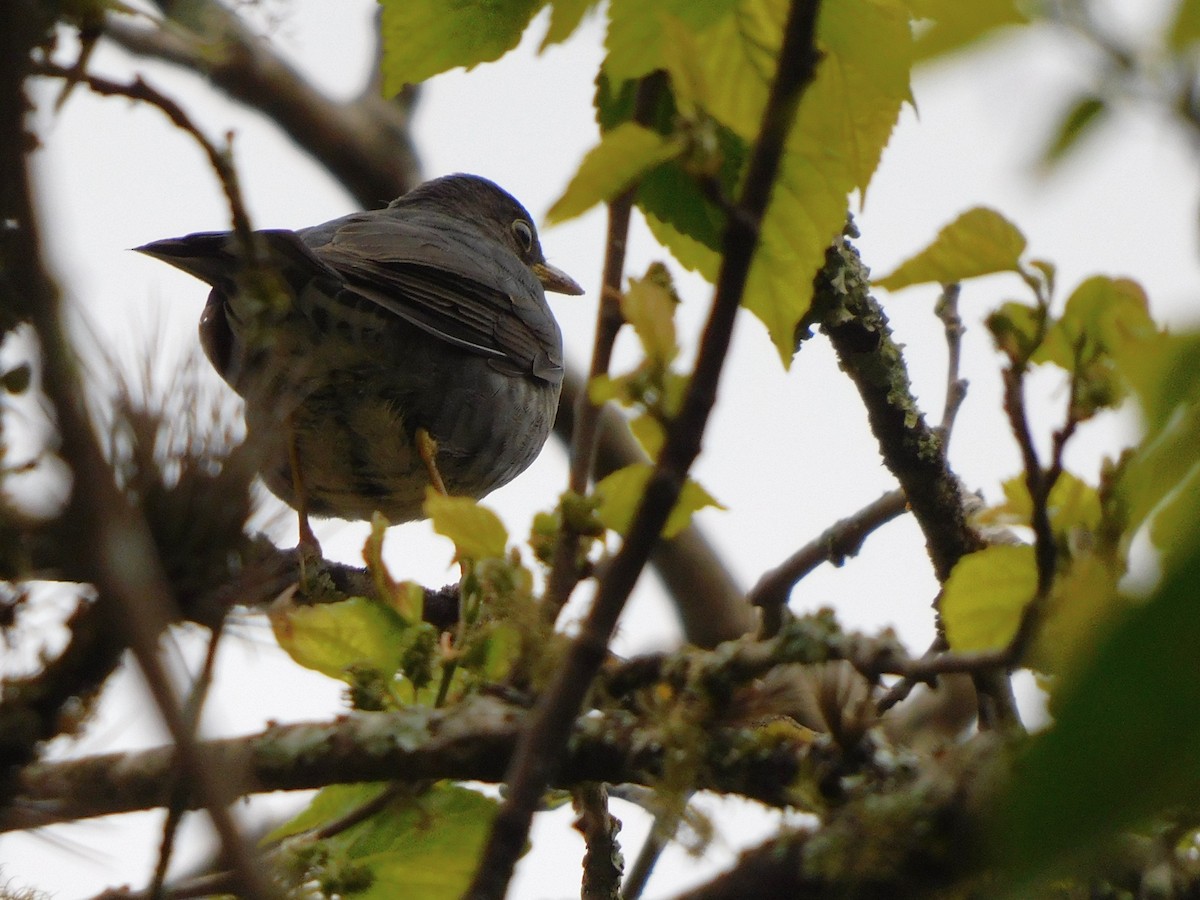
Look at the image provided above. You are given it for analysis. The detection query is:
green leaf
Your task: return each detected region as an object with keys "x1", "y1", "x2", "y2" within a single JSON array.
[
  {"x1": 541, "y1": 0, "x2": 598, "y2": 49},
  {"x1": 941, "y1": 544, "x2": 1037, "y2": 653},
  {"x1": 425, "y1": 493, "x2": 508, "y2": 560},
  {"x1": 604, "y1": 0, "x2": 736, "y2": 84},
  {"x1": 546, "y1": 123, "x2": 685, "y2": 224},
  {"x1": 1040, "y1": 95, "x2": 1107, "y2": 169},
  {"x1": 621, "y1": 264, "x2": 680, "y2": 365},
  {"x1": 741, "y1": 0, "x2": 913, "y2": 359},
  {"x1": 995, "y1": 531, "x2": 1200, "y2": 887},
  {"x1": 876, "y1": 207, "x2": 1028, "y2": 291},
  {"x1": 379, "y1": 0, "x2": 542, "y2": 95},
  {"x1": 1169, "y1": 0, "x2": 1200, "y2": 50},
  {"x1": 270, "y1": 783, "x2": 499, "y2": 900},
  {"x1": 351, "y1": 785, "x2": 499, "y2": 899},
  {"x1": 985, "y1": 300, "x2": 1045, "y2": 361},
  {"x1": 270, "y1": 596, "x2": 407, "y2": 680},
  {"x1": 908, "y1": 0, "x2": 1028, "y2": 63},
  {"x1": 594, "y1": 463, "x2": 723, "y2": 538},
  {"x1": 264, "y1": 783, "x2": 391, "y2": 844}
]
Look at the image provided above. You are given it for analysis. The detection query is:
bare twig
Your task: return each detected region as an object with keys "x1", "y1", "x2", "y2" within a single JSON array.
[
  {"x1": 30, "y1": 60, "x2": 254, "y2": 245},
  {"x1": 466, "y1": 5, "x2": 827, "y2": 896},
  {"x1": 748, "y1": 489, "x2": 909, "y2": 637},
  {"x1": 574, "y1": 783, "x2": 623, "y2": 900},
  {"x1": 102, "y1": 4, "x2": 420, "y2": 207},
  {"x1": 935, "y1": 283, "x2": 968, "y2": 441}
]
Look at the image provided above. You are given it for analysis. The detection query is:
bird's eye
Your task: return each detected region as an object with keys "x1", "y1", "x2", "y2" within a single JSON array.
[{"x1": 511, "y1": 220, "x2": 534, "y2": 254}]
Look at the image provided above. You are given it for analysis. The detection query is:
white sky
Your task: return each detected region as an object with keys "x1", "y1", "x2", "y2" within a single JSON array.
[{"x1": 4, "y1": 0, "x2": 1199, "y2": 895}]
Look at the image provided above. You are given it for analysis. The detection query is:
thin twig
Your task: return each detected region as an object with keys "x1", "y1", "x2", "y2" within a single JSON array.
[
  {"x1": 934, "y1": 283, "x2": 967, "y2": 442},
  {"x1": 541, "y1": 74, "x2": 666, "y2": 627},
  {"x1": 574, "y1": 783, "x2": 623, "y2": 900},
  {"x1": 466, "y1": 9, "x2": 826, "y2": 894},
  {"x1": 748, "y1": 490, "x2": 909, "y2": 637},
  {"x1": 29, "y1": 60, "x2": 254, "y2": 246}
]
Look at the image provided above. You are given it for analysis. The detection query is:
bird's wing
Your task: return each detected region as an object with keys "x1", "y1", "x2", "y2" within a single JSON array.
[{"x1": 306, "y1": 214, "x2": 563, "y2": 384}]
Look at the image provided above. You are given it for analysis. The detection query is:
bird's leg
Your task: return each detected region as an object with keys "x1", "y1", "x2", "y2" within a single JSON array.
[
  {"x1": 416, "y1": 427, "x2": 449, "y2": 495},
  {"x1": 287, "y1": 416, "x2": 322, "y2": 570}
]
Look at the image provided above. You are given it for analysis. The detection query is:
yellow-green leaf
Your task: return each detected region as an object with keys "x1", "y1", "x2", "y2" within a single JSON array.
[
  {"x1": 629, "y1": 413, "x2": 664, "y2": 459},
  {"x1": 942, "y1": 544, "x2": 1037, "y2": 653},
  {"x1": 876, "y1": 207, "x2": 1027, "y2": 291},
  {"x1": 547, "y1": 123, "x2": 686, "y2": 224},
  {"x1": 1031, "y1": 553, "x2": 1123, "y2": 675},
  {"x1": 594, "y1": 463, "x2": 723, "y2": 538},
  {"x1": 1169, "y1": 0, "x2": 1200, "y2": 50},
  {"x1": 541, "y1": 0, "x2": 598, "y2": 49},
  {"x1": 739, "y1": 0, "x2": 912, "y2": 360},
  {"x1": 425, "y1": 492, "x2": 508, "y2": 560},
  {"x1": 380, "y1": 0, "x2": 541, "y2": 95},
  {"x1": 270, "y1": 596, "x2": 406, "y2": 680},
  {"x1": 1040, "y1": 94, "x2": 1107, "y2": 170},
  {"x1": 604, "y1": 0, "x2": 735, "y2": 84},
  {"x1": 909, "y1": 0, "x2": 1028, "y2": 63},
  {"x1": 621, "y1": 265, "x2": 680, "y2": 364}
]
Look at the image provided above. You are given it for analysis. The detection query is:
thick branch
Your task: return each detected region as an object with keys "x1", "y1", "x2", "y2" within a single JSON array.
[
  {"x1": 4, "y1": 695, "x2": 830, "y2": 831},
  {"x1": 814, "y1": 238, "x2": 985, "y2": 584}
]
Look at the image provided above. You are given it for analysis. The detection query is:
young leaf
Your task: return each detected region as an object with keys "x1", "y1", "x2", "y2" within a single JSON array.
[
  {"x1": 595, "y1": 463, "x2": 723, "y2": 538},
  {"x1": 941, "y1": 544, "x2": 1037, "y2": 653},
  {"x1": 379, "y1": 0, "x2": 541, "y2": 95},
  {"x1": 270, "y1": 596, "x2": 407, "y2": 681},
  {"x1": 876, "y1": 207, "x2": 1027, "y2": 291},
  {"x1": 621, "y1": 264, "x2": 680, "y2": 365},
  {"x1": 425, "y1": 492, "x2": 508, "y2": 560},
  {"x1": 541, "y1": 0, "x2": 599, "y2": 50},
  {"x1": 1040, "y1": 94, "x2": 1107, "y2": 169},
  {"x1": 547, "y1": 122, "x2": 685, "y2": 224},
  {"x1": 908, "y1": 0, "x2": 1028, "y2": 63}
]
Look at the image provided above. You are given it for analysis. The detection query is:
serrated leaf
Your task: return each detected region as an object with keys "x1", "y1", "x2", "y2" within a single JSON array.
[
  {"x1": 995, "y1": 532, "x2": 1200, "y2": 886},
  {"x1": 746, "y1": 0, "x2": 912, "y2": 359},
  {"x1": 541, "y1": 0, "x2": 597, "y2": 49},
  {"x1": 604, "y1": 0, "x2": 736, "y2": 84},
  {"x1": 548, "y1": 123, "x2": 685, "y2": 224},
  {"x1": 876, "y1": 207, "x2": 1027, "y2": 291},
  {"x1": 1041, "y1": 95, "x2": 1107, "y2": 169},
  {"x1": 425, "y1": 492, "x2": 508, "y2": 560},
  {"x1": 379, "y1": 0, "x2": 542, "y2": 95},
  {"x1": 909, "y1": 0, "x2": 1028, "y2": 63},
  {"x1": 270, "y1": 596, "x2": 406, "y2": 680},
  {"x1": 594, "y1": 463, "x2": 723, "y2": 538},
  {"x1": 942, "y1": 544, "x2": 1037, "y2": 653}
]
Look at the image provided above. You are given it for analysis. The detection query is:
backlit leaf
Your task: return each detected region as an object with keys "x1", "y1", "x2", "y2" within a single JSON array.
[
  {"x1": 379, "y1": 0, "x2": 541, "y2": 95},
  {"x1": 547, "y1": 123, "x2": 685, "y2": 224},
  {"x1": 876, "y1": 207, "x2": 1027, "y2": 291},
  {"x1": 425, "y1": 492, "x2": 508, "y2": 560},
  {"x1": 595, "y1": 463, "x2": 723, "y2": 538},
  {"x1": 941, "y1": 544, "x2": 1037, "y2": 653},
  {"x1": 270, "y1": 596, "x2": 406, "y2": 681}
]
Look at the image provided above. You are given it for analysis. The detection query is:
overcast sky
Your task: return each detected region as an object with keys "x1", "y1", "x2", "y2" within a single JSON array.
[{"x1": 6, "y1": 0, "x2": 1199, "y2": 895}]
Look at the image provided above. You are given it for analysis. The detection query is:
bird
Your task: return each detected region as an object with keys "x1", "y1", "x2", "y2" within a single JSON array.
[{"x1": 136, "y1": 174, "x2": 583, "y2": 545}]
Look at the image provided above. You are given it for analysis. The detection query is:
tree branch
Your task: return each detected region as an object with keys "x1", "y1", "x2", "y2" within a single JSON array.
[
  {"x1": 102, "y1": 4, "x2": 420, "y2": 207},
  {"x1": 467, "y1": 4, "x2": 827, "y2": 895}
]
